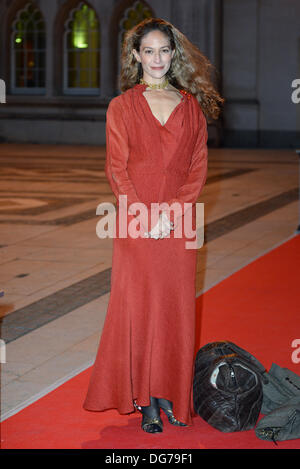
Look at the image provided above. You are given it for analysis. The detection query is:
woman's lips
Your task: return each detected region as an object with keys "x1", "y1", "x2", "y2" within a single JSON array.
[{"x1": 151, "y1": 66, "x2": 164, "y2": 69}]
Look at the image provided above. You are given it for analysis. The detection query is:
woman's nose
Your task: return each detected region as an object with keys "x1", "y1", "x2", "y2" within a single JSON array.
[{"x1": 153, "y1": 53, "x2": 162, "y2": 63}]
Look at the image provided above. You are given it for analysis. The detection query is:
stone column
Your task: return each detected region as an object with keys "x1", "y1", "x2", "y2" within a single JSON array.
[
  {"x1": 41, "y1": 0, "x2": 55, "y2": 98},
  {"x1": 222, "y1": 0, "x2": 259, "y2": 146}
]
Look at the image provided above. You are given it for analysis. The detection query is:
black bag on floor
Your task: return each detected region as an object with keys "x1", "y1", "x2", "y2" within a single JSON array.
[{"x1": 193, "y1": 341, "x2": 267, "y2": 432}]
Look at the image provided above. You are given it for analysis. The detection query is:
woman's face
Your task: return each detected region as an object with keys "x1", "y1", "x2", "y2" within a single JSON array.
[{"x1": 133, "y1": 30, "x2": 175, "y2": 83}]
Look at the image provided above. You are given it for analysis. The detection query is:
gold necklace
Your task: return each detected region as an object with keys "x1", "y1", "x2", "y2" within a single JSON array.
[{"x1": 139, "y1": 78, "x2": 169, "y2": 89}]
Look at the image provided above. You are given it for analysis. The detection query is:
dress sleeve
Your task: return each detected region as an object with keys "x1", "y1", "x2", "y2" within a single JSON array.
[
  {"x1": 166, "y1": 102, "x2": 208, "y2": 225},
  {"x1": 105, "y1": 97, "x2": 149, "y2": 232}
]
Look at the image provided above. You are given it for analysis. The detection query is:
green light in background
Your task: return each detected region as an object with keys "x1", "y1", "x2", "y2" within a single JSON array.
[
  {"x1": 73, "y1": 24, "x2": 88, "y2": 48},
  {"x1": 72, "y1": 4, "x2": 92, "y2": 49},
  {"x1": 74, "y1": 39, "x2": 88, "y2": 49},
  {"x1": 14, "y1": 17, "x2": 24, "y2": 45},
  {"x1": 66, "y1": 3, "x2": 100, "y2": 88},
  {"x1": 71, "y1": 4, "x2": 98, "y2": 49},
  {"x1": 15, "y1": 37, "x2": 22, "y2": 44}
]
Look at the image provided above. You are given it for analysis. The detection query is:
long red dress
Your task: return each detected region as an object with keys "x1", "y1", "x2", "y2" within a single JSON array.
[{"x1": 83, "y1": 83, "x2": 208, "y2": 426}]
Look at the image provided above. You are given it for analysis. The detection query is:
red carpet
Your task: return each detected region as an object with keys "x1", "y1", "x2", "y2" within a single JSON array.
[{"x1": 1, "y1": 235, "x2": 300, "y2": 449}]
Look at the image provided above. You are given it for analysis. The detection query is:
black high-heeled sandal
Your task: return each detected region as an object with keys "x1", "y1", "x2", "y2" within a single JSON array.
[
  {"x1": 134, "y1": 397, "x2": 163, "y2": 433},
  {"x1": 156, "y1": 398, "x2": 187, "y2": 426}
]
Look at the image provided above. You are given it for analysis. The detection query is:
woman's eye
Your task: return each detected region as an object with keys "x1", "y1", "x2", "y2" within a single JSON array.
[{"x1": 145, "y1": 49, "x2": 170, "y2": 54}]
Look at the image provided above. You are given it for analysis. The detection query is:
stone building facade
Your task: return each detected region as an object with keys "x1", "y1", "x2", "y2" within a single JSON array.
[{"x1": 0, "y1": 0, "x2": 299, "y2": 147}]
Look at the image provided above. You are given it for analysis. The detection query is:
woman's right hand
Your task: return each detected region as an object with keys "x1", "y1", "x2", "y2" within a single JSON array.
[{"x1": 144, "y1": 212, "x2": 174, "y2": 239}]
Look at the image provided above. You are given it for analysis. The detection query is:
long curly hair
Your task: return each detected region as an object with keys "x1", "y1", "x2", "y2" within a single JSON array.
[{"x1": 119, "y1": 17, "x2": 224, "y2": 120}]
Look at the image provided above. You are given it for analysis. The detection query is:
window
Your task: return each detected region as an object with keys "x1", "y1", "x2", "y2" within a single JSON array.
[
  {"x1": 117, "y1": 1, "x2": 152, "y2": 82},
  {"x1": 63, "y1": 2, "x2": 100, "y2": 95},
  {"x1": 11, "y1": 2, "x2": 46, "y2": 94},
  {"x1": 119, "y1": 1, "x2": 152, "y2": 45}
]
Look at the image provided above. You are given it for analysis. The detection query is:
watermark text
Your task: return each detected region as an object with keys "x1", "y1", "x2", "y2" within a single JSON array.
[
  {"x1": 291, "y1": 78, "x2": 300, "y2": 103},
  {"x1": 95, "y1": 196, "x2": 204, "y2": 249},
  {"x1": 291, "y1": 339, "x2": 300, "y2": 364},
  {"x1": 0, "y1": 339, "x2": 6, "y2": 363},
  {"x1": 0, "y1": 79, "x2": 6, "y2": 103}
]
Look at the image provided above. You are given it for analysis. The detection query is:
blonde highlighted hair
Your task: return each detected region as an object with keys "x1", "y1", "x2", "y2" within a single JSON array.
[{"x1": 119, "y1": 17, "x2": 224, "y2": 120}]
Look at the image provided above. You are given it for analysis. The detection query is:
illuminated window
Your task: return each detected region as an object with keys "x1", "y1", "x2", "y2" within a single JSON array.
[
  {"x1": 11, "y1": 2, "x2": 46, "y2": 94},
  {"x1": 63, "y1": 2, "x2": 100, "y2": 95},
  {"x1": 119, "y1": 1, "x2": 152, "y2": 44},
  {"x1": 117, "y1": 1, "x2": 152, "y2": 85}
]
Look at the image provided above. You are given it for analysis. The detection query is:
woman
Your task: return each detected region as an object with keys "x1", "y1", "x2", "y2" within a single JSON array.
[{"x1": 83, "y1": 18, "x2": 223, "y2": 433}]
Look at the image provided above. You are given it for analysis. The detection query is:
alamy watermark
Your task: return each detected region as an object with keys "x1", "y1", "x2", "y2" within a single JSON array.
[
  {"x1": 95, "y1": 196, "x2": 204, "y2": 249},
  {"x1": 291, "y1": 339, "x2": 300, "y2": 364},
  {"x1": 0, "y1": 339, "x2": 6, "y2": 363},
  {"x1": 291, "y1": 78, "x2": 300, "y2": 103},
  {"x1": 0, "y1": 79, "x2": 6, "y2": 103}
]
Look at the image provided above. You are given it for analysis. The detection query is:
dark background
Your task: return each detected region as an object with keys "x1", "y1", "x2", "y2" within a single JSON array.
[{"x1": 0, "y1": 0, "x2": 299, "y2": 148}]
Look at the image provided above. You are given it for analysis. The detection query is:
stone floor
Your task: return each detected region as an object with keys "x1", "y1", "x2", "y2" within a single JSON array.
[{"x1": 0, "y1": 143, "x2": 299, "y2": 421}]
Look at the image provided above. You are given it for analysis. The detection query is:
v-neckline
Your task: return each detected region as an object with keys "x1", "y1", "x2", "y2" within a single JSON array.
[{"x1": 136, "y1": 83, "x2": 185, "y2": 127}]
